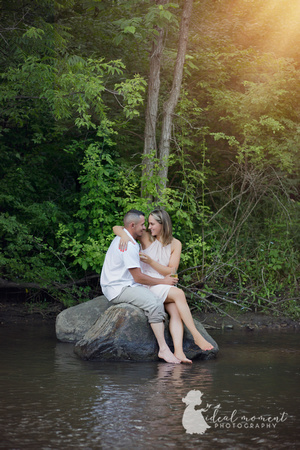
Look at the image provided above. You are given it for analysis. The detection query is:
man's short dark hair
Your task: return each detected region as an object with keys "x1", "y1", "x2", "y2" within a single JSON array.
[{"x1": 123, "y1": 209, "x2": 145, "y2": 227}]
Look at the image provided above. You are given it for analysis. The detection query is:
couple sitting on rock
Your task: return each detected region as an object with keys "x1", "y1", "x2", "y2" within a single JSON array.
[{"x1": 100, "y1": 208, "x2": 214, "y2": 364}]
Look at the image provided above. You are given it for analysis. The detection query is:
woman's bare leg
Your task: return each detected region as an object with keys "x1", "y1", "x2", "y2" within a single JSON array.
[
  {"x1": 165, "y1": 303, "x2": 192, "y2": 363},
  {"x1": 165, "y1": 287, "x2": 214, "y2": 351}
]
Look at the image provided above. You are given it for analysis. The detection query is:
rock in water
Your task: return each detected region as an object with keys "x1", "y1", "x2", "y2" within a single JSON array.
[
  {"x1": 56, "y1": 296, "x2": 110, "y2": 343},
  {"x1": 74, "y1": 303, "x2": 219, "y2": 362},
  {"x1": 74, "y1": 304, "x2": 158, "y2": 361}
]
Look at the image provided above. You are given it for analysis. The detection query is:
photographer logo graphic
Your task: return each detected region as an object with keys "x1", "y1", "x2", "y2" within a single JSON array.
[{"x1": 182, "y1": 389, "x2": 288, "y2": 435}]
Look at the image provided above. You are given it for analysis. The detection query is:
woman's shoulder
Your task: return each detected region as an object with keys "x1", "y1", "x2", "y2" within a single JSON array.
[
  {"x1": 171, "y1": 237, "x2": 182, "y2": 251},
  {"x1": 140, "y1": 230, "x2": 154, "y2": 249}
]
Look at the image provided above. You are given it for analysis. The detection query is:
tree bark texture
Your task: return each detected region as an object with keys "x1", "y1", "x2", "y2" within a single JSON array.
[
  {"x1": 141, "y1": 1, "x2": 167, "y2": 196},
  {"x1": 158, "y1": 0, "x2": 193, "y2": 190}
]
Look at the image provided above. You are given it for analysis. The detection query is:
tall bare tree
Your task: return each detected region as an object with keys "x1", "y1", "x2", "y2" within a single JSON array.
[
  {"x1": 141, "y1": 0, "x2": 167, "y2": 195},
  {"x1": 142, "y1": 0, "x2": 194, "y2": 196}
]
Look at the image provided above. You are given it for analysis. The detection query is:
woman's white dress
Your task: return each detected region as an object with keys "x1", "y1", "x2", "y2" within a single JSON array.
[{"x1": 140, "y1": 239, "x2": 172, "y2": 302}]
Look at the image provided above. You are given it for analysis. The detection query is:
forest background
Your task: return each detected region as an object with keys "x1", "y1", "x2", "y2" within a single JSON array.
[{"x1": 0, "y1": 0, "x2": 299, "y2": 319}]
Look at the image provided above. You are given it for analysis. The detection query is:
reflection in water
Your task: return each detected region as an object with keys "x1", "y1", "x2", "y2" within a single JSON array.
[
  {"x1": 88, "y1": 361, "x2": 215, "y2": 449},
  {"x1": 0, "y1": 325, "x2": 299, "y2": 449}
]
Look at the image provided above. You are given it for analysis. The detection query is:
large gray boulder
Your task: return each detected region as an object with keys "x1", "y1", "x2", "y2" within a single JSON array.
[
  {"x1": 74, "y1": 302, "x2": 219, "y2": 362},
  {"x1": 56, "y1": 296, "x2": 110, "y2": 343}
]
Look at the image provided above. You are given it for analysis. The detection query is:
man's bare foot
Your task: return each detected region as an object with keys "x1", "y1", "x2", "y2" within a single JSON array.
[
  {"x1": 175, "y1": 351, "x2": 192, "y2": 364},
  {"x1": 158, "y1": 347, "x2": 181, "y2": 364},
  {"x1": 194, "y1": 335, "x2": 214, "y2": 352}
]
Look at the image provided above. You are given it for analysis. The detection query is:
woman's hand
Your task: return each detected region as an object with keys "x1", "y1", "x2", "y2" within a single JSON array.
[
  {"x1": 139, "y1": 252, "x2": 152, "y2": 265},
  {"x1": 119, "y1": 236, "x2": 135, "y2": 252},
  {"x1": 163, "y1": 274, "x2": 179, "y2": 286}
]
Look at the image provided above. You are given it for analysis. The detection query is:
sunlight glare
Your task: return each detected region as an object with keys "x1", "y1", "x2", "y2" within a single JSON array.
[{"x1": 252, "y1": 0, "x2": 300, "y2": 57}]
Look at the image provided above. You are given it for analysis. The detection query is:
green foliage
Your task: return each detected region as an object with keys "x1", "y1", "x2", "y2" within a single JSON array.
[
  {"x1": 113, "y1": 1, "x2": 179, "y2": 45},
  {"x1": 0, "y1": 0, "x2": 147, "y2": 305},
  {"x1": 57, "y1": 143, "x2": 125, "y2": 272},
  {"x1": 177, "y1": 170, "x2": 300, "y2": 317},
  {"x1": 0, "y1": 212, "x2": 65, "y2": 285},
  {"x1": 114, "y1": 74, "x2": 147, "y2": 119},
  {"x1": 0, "y1": 0, "x2": 299, "y2": 318},
  {"x1": 52, "y1": 56, "x2": 146, "y2": 132}
]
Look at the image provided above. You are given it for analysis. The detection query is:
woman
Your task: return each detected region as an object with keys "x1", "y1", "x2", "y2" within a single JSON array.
[{"x1": 113, "y1": 209, "x2": 214, "y2": 362}]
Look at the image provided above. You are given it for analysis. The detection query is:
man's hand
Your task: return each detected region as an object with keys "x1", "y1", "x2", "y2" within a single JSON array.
[{"x1": 129, "y1": 268, "x2": 178, "y2": 287}]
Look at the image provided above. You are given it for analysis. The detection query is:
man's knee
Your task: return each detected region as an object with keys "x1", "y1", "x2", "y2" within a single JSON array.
[
  {"x1": 113, "y1": 287, "x2": 166, "y2": 323},
  {"x1": 141, "y1": 292, "x2": 166, "y2": 323},
  {"x1": 147, "y1": 302, "x2": 167, "y2": 323}
]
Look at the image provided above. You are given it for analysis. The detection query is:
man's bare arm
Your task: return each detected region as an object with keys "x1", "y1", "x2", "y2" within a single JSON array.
[{"x1": 129, "y1": 268, "x2": 177, "y2": 286}]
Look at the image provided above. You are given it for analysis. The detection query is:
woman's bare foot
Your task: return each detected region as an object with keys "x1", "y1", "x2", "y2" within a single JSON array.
[
  {"x1": 194, "y1": 335, "x2": 214, "y2": 351},
  {"x1": 158, "y1": 347, "x2": 181, "y2": 364},
  {"x1": 175, "y1": 352, "x2": 192, "y2": 364}
]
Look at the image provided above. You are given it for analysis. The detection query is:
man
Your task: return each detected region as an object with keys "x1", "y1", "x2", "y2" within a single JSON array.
[{"x1": 100, "y1": 209, "x2": 180, "y2": 364}]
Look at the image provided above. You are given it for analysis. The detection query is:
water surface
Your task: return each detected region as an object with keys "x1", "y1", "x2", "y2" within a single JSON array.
[{"x1": 0, "y1": 324, "x2": 299, "y2": 449}]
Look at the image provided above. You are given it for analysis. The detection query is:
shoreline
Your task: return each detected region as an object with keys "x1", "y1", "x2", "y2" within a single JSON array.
[
  {"x1": 0, "y1": 300, "x2": 299, "y2": 331},
  {"x1": 195, "y1": 310, "x2": 300, "y2": 331}
]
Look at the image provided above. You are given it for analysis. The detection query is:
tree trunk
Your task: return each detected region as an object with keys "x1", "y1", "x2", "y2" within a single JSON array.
[
  {"x1": 141, "y1": 1, "x2": 167, "y2": 197},
  {"x1": 141, "y1": 28, "x2": 164, "y2": 197},
  {"x1": 0, "y1": 275, "x2": 99, "y2": 292},
  {"x1": 158, "y1": 0, "x2": 193, "y2": 190}
]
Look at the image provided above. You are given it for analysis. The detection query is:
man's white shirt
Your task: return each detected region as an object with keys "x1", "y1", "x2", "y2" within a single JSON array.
[{"x1": 100, "y1": 229, "x2": 142, "y2": 300}]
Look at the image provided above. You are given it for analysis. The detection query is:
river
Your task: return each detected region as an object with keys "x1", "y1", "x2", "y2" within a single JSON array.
[{"x1": 0, "y1": 323, "x2": 299, "y2": 449}]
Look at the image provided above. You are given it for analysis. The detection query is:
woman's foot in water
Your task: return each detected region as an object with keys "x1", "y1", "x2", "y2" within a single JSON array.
[
  {"x1": 175, "y1": 351, "x2": 192, "y2": 364},
  {"x1": 194, "y1": 335, "x2": 214, "y2": 352}
]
